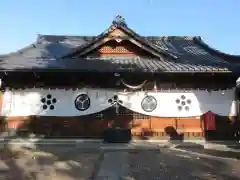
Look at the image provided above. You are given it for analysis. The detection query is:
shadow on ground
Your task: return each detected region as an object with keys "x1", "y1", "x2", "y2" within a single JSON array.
[
  {"x1": 1, "y1": 138, "x2": 240, "y2": 179},
  {"x1": 0, "y1": 138, "x2": 160, "y2": 180},
  {"x1": 0, "y1": 139, "x2": 106, "y2": 180}
]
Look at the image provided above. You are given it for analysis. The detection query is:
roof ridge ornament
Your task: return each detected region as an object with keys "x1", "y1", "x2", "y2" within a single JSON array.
[{"x1": 112, "y1": 15, "x2": 127, "y2": 27}]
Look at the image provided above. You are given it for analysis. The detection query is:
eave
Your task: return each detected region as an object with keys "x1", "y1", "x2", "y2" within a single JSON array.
[{"x1": 194, "y1": 37, "x2": 240, "y2": 62}]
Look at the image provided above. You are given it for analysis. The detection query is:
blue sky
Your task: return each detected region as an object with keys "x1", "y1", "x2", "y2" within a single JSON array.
[{"x1": 0, "y1": 0, "x2": 239, "y2": 54}]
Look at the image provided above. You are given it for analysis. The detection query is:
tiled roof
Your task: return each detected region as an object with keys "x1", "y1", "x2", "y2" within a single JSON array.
[
  {"x1": 0, "y1": 16, "x2": 240, "y2": 73},
  {"x1": 58, "y1": 56, "x2": 230, "y2": 73}
]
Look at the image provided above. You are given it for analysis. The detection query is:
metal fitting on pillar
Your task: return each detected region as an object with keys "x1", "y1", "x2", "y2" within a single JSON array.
[{"x1": 236, "y1": 77, "x2": 240, "y2": 88}]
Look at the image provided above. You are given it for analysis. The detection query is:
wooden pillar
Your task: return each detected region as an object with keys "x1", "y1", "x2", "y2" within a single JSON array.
[
  {"x1": 0, "y1": 79, "x2": 6, "y2": 134},
  {"x1": 233, "y1": 86, "x2": 240, "y2": 140},
  {"x1": 235, "y1": 87, "x2": 239, "y2": 122}
]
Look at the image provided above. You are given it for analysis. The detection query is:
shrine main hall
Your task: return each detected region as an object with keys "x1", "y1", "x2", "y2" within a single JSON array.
[{"x1": 0, "y1": 16, "x2": 240, "y2": 141}]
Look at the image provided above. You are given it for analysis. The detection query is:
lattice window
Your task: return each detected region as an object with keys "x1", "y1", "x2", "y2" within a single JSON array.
[
  {"x1": 133, "y1": 112, "x2": 150, "y2": 120},
  {"x1": 99, "y1": 46, "x2": 131, "y2": 54},
  {"x1": 118, "y1": 107, "x2": 150, "y2": 120}
]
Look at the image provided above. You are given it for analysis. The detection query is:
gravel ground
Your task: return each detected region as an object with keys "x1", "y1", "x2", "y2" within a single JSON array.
[
  {"x1": 126, "y1": 148, "x2": 240, "y2": 180},
  {"x1": 1, "y1": 142, "x2": 240, "y2": 180},
  {"x1": 0, "y1": 148, "x2": 102, "y2": 180}
]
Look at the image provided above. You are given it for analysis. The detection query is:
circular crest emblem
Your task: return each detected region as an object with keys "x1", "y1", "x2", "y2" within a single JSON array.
[
  {"x1": 141, "y1": 95, "x2": 157, "y2": 112},
  {"x1": 75, "y1": 94, "x2": 91, "y2": 111}
]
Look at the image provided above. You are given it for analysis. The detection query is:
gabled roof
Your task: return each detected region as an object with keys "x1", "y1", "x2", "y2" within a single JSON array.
[
  {"x1": 63, "y1": 15, "x2": 177, "y2": 59},
  {"x1": 0, "y1": 15, "x2": 240, "y2": 73}
]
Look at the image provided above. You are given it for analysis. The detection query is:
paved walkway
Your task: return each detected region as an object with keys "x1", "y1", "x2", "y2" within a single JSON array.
[{"x1": 94, "y1": 152, "x2": 129, "y2": 180}]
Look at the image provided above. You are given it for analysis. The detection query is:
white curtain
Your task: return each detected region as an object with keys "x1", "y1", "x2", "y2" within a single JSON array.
[{"x1": 1, "y1": 88, "x2": 236, "y2": 117}]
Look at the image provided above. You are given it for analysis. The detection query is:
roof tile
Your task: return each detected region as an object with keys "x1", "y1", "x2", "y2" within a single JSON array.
[{"x1": 0, "y1": 34, "x2": 239, "y2": 73}]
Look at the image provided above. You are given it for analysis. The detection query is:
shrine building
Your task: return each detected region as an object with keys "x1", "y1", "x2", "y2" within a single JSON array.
[{"x1": 0, "y1": 15, "x2": 240, "y2": 140}]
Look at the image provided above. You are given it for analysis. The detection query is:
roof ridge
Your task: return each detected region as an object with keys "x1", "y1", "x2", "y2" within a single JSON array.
[
  {"x1": 144, "y1": 36, "x2": 199, "y2": 40},
  {"x1": 37, "y1": 34, "x2": 97, "y2": 42}
]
